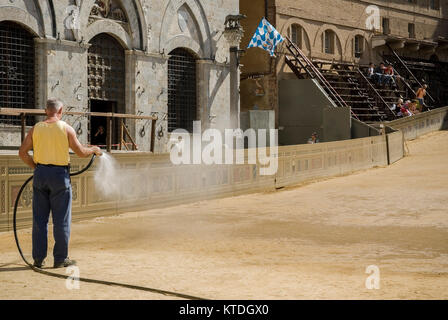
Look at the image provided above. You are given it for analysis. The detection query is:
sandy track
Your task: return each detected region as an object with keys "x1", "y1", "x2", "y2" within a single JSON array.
[{"x1": 1, "y1": 131, "x2": 447, "y2": 300}]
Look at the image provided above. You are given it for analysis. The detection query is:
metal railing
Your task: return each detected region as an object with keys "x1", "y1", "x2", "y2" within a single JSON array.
[
  {"x1": 284, "y1": 37, "x2": 360, "y2": 120},
  {"x1": 385, "y1": 44, "x2": 435, "y2": 104},
  {"x1": 356, "y1": 68, "x2": 397, "y2": 118}
]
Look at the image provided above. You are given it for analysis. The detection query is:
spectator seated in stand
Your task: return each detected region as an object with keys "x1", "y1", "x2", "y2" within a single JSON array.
[
  {"x1": 384, "y1": 63, "x2": 396, "y2": 88},
  {"x1": 397, "y1": 99, "x2": 409, "y2": 117},
  {"x1": 307, "y1": 132, "x2": 320, "y2": 144},
  {"x1": 367, "y1": 63, "x2": 375, "y2": 79},
  {"x1": 392, "y1": 98, "x2": 403, "y2": 112},
  {"x1": 409, "y1": 100, "x2": 420, "y2": 115},
  {"x1": 373, "y1": 62, "x2": 386, "y2": 86},
  {"x1": 401, "y1": 100, "x2": 415, "y2": 117}
]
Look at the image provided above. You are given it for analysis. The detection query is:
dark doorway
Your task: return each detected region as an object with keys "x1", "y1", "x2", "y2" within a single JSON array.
[{"x1": 90, "y1": 99, "x2": 117, "y2": 147}]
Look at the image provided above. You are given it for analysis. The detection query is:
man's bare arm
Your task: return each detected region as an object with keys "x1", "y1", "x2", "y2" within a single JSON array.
[
  {"x1": 67, "y1": 125, "x2": 102, "y2": 158},
  {"x1": 19, "y1": 128, "x2": 36, "y2": 169}
]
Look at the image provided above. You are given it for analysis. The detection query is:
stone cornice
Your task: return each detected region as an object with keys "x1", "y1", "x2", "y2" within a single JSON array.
[{"x1": 34, "y1": 38, "x2": 91, "y2": 49}]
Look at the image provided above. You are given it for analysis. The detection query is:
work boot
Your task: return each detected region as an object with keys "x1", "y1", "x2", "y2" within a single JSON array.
[
  {"x1": 53, "y1": 258, "x2": 77, "y2": 269},
  {"x1": 33, "y1": 260, "x2": 45, "y2": 268}
]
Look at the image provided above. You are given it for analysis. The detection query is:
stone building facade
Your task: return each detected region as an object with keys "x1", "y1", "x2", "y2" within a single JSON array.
[
  {"x1": 240, "y1": 0, "x2": 448, "y2": 126},
  {"x1": 0, "y1": 0, "x2": 239, "y2": 152}
]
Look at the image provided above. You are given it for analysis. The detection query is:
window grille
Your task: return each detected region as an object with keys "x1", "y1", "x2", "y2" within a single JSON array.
[
  {"x1": 168, "y1": 48, "x2": 197, "y2": 133},
  {"x1": 87, "y1": 33, "x2": 125, "y2": 105},
  {"x1": 0, "y1": 21, "x2": 35, "y2": 126}
]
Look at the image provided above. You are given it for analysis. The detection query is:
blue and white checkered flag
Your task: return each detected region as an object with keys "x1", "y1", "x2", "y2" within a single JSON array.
[{"x1": 247, "y1": 17, "x2": 284, "y2": 57}]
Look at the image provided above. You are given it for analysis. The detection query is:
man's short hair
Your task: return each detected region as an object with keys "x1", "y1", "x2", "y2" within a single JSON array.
[{"x1": 46, "y1": 98, "x2": 63, "y2": 112}]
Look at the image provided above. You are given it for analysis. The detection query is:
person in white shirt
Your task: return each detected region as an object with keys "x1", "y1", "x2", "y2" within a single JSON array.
[{"x1": 367, "y1": 63, "x2": 375, "y2": 79}]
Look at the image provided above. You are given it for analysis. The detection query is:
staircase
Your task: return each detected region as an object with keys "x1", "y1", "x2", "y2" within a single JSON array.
[
  {"x1": 315, "y1": 60, "x2": 392, "y2": 122},
  {"x1": 357, "y1": 65, "x2": 408, "y2": 117},
  {"x1": 284, "y1": 38, "x2": 360, "y2": 120},
  {"x1": 382, "y1": 44, "x2": 444, "y2": 108},
  {"x1": 284, "y1": 37, "x2": 398, "y2": 123}
]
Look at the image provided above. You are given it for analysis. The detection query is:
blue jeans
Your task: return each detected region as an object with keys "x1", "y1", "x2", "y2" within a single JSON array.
[
  {"x1": 374, "y1": 73, "x2": 384, "y2": 85},
  {"x1": 384, "y1": 75, "x2": 395, "y2": 86},
  {"x1": 32, "y1": 165, "x2": 72, "y2": 263}
]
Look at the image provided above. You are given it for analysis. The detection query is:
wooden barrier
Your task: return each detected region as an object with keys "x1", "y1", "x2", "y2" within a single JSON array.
[{"x1": 0, "y1": 107, "x2": 158, "y2": 152}]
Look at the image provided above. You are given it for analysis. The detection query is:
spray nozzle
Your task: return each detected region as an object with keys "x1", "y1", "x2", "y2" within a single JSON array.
[{"x1": 93, "y1": 147, "x2": 103, "y2": 157}]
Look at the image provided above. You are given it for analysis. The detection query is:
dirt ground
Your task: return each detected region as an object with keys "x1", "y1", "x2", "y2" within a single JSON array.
[{"x1": 1, "y1": 131, "x2": 447, "y2": 300}]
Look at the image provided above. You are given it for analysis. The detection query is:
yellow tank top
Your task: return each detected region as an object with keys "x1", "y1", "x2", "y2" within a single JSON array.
[{"x1": 33, "y1": 120, "x2": 70, "y2": 166}]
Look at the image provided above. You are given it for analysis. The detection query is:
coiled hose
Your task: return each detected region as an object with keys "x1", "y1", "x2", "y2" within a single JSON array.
[{"x1": 13, "y1": 154, "x2": 204, "y2": 300}]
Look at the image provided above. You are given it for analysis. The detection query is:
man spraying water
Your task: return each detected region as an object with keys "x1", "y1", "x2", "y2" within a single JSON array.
[{"x1": 19, "y1": 99, "x2": 102, "y2": 269}]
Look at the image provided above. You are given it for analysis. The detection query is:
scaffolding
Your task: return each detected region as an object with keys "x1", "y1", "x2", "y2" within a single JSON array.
[{"x1": 0, "y1": 107, "x2": 158, "y2": 153}]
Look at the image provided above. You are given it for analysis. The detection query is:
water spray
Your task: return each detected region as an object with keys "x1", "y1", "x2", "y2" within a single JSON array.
[{"x1": 12, "y1": 154, "x2": 205, "y2": 300}]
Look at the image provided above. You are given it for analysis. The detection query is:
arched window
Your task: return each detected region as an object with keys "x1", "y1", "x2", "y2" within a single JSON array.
[
  {"x1": 168, "y1": 48, "x2": 197, "y2": 133},
  {"x1": 0, "y1": 21, "x2": 35, "y2": 125},
  {"x1": 324, "y1": 30, "x2": 335, "y2": 54},
  {"x1": 88, "y1": 33, "x2": 125, "y2": 146},
  {"x1": 290, "y1": 24, "x2": 303, "y2": 49},
  {"x1": 354, "y1": 35, "x2": 365, "y2": 58}
]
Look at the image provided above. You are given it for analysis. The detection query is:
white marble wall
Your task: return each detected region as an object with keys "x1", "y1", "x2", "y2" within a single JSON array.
[{"x1": 0, "y1": 0, "x2": 240, "y2": 152}]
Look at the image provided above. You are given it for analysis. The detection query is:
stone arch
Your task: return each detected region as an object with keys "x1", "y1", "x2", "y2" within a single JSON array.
[
  {"x1": 35, "y1": 0, "x2": 57, "y2": 38},
  {"x1": 120, "y1": 0, "x2": 147, "y2": 50},
  {"x1": 44, "y1": 0, "x2": 57, "y2": 37},
  {"x1": 84, "y1": 19, "x2": 133, "y2": 49},
  {"x1": 0, "y1": 6, "x2": 44, "y2": 37},
  {"x1": 131, "y1": 0, "x2": 148, "y2": 50},
  {"x1": 0, "y1": 1, "x2": 57, "y2": 38},
  {"x1": 314, "y1": 24, "x2": 343, "y2": 59},
  {"x1": 279, "y1": 17, "x2": 313, "y2": 55},
  {"x1": 159, "y1": 0, "x2": 212, "y2": 59},
  {"x1": 78, "y1": 0, "x2": 145, "y2": 49},
  {"x1": 345, "y1": 29, "x2": 371, "y2": 61},
  {"x1": 164, "y1": 35, "x2": 203, "y2": 58}
]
